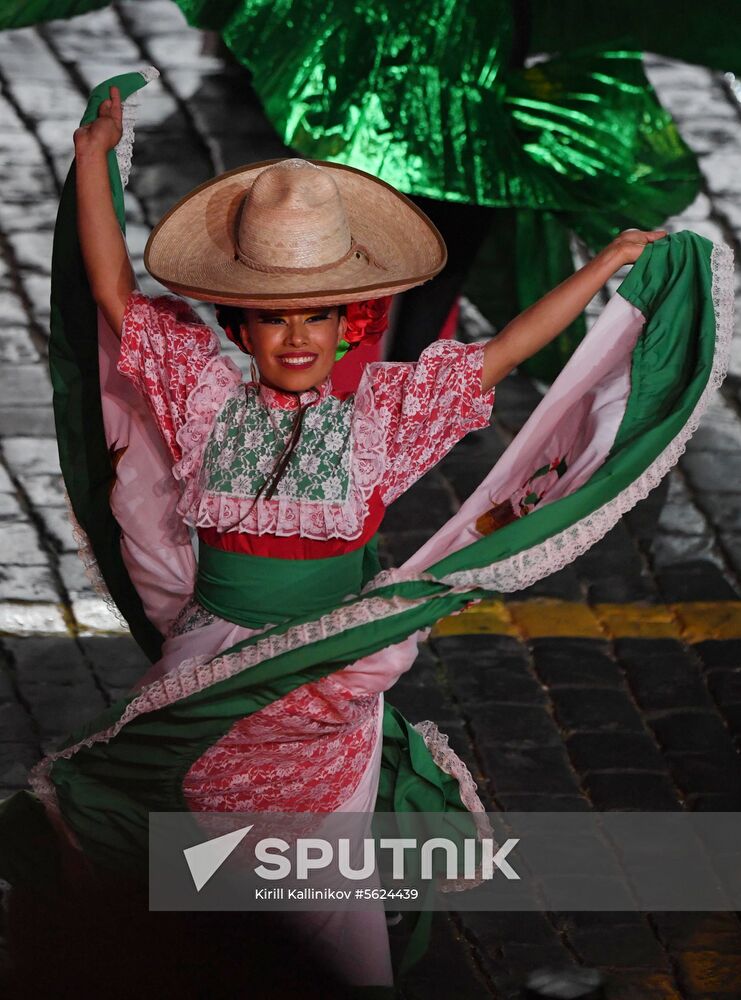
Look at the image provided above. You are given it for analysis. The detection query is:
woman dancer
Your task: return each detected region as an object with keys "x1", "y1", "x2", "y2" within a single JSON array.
[{"x1": 0, "y1": 70, "x2": 732, "y2": 994}]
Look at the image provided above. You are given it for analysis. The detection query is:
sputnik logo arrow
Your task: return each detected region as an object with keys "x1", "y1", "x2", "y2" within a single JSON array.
[{"x1": 183, "y1": 824, "x2": 254, "y2": 892}]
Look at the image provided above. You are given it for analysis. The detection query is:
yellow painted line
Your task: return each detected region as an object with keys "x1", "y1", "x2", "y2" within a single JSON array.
[{"x1": 432, "y1": 599, "x2": 741, "y2": 642}]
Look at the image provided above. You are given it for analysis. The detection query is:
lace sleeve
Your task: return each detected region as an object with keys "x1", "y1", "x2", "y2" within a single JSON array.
[
  {"x1": 117, "y1": 290, "x2": 222, "y2": 461},
  {"x1": 365, "y1": 340, "x2": 494, "y2": 506}
]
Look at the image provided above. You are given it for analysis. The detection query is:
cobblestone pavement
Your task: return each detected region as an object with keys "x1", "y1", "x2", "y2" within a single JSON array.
[{"x1": 1, "y1": 4, "x2": 741, "y2": 998}]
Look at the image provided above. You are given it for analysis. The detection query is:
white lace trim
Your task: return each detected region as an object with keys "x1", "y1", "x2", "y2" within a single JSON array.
[
  {"x1": 115, "y1": 67, "x2": 160, "y2": 188},
  {"x1": 412, "y1": 720, "x2": 486, "y2": 814},
  {"x1": 63, "y1": 491, "x2": 126, "y2": 627},
  {"x1": 439, "y1": 241, "x2": 735, "y2": 593},
  {"x1": 175, "y1": 359, "x2": 387, "y2": 541},
  {"x1": 28, "y1": 590, "x2": 449, "y2": 809}
]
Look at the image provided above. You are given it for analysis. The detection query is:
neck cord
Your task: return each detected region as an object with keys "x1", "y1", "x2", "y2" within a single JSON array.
[{"x1": 251, "y1": 382, "x2": 320, "y2": 503}]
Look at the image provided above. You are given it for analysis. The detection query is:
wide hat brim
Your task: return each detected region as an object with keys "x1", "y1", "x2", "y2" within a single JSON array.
[{"x1": 144, "y1": 159, "x2": 447, "y2": 308}]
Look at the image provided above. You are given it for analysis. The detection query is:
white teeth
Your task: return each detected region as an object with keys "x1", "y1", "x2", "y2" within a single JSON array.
[{"x1": 280, "y1": 356, "x2": 315, "y2": 365}]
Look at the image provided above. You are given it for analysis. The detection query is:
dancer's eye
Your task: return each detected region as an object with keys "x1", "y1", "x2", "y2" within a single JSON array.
[
  {"x1": 307, "y1": 313, "x2": 331, "y2": 323},
  {"x1": 258, "y1": 316, "x2": 286, "y2": 325}
]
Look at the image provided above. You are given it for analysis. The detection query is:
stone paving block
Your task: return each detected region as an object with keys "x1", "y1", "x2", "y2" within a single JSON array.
[
  {"x1": 0, "y1": 161, "x2": 57, "y2": 204},
  {"x1": 586, "y1": 572, "x2": 660, "y2": 604},
  {"x1": 719, "y1": 532, "x2": 741, "y2": 579},
  {"x1": 434, "y1": 634, "x2": 529, "y2": 665},
  {"x1": 3, "y1": 437, "x2": 60, "y2": 476},
  {"x1": 655, "y1": 564, "x2": 740, "y2": 602},
  {"x1": 77, "y1": 635, "x2": 154, "y2": 692},
  {"x1": 57, "y1": 552, "x2": 92, "y2": 596},
  {"x1": 518, "y1": 565, "x2": 584, "y2": 602},
  {"x1": 1, "y1": 520, "x2": 48, "y2": 566},
  {"x1": 388, "y1": 676, "x2": 457, "y2": 727},
  {"x1": 652, "y1": 912, "x2": 741, "y2": 952},
  {"x1": 379, "y1": 529, "x2": 439, "y2": 566},
  {"x1": 0, "y1": 564, "x2": 58, "y2": 602},
  {"x1": 0, "y1": 490, "x2": 23, "y2": 517},
  {"x1": 464, "y1": 910, "x2": 563, "y2": 950},
  {"x1": 439, "y1": 458, "x2": 491, "y2": 506},
  {"x1": 0, "y1": 127, "x2": 43, "y2": 167},
  {"x1": 382, "y1": 479, "x2": 456, "y2": 532},
  {"x1": 605, "y1": 971, "x2": 683, "y2": 1000},
  {"x1": 45, "y1": 8, "x2": 141, "y2": 62},
  {"x1": 0, "y1": 289, "x2": 30, "y2": 327},
  {"x1": 72, "y1": 596, "x2": 130, "y2": 635},
  {"x1": 719, "y1": 703, "x2": 741, "y2": 742},
  {"x1": 4, "y1": 76, "x2": 83, "y2": 127},
  {"x1": 0, "y1": 465, "x2": 14, "y2": 493},
  {"x1": 623, "y1": 478, "x2": 680, "y2": 540},
  {"x1": 566, "y1": 732, "x2": 667, "y2": 774},
  {"x1": 621, "y1": 657, "x2": 714, "y2": 714},
  {"x1": 499, "y1": 941, "x2": 577, "y2": 976},
  {"x1": 494, "y1": 792, "x2": 591, "y2": 811},
  {"x1": 706, "y1": 668, "x2": 741, "y2": 706},
  {"x1": 481, "y1": 744, "x2": 582, "y2": 795},
  {"x1": 37, "y1": 506, "x2": 77, "y2": 554},
  {"x1": 472, "y1": 704, "x2": 563, "y2": 748},
  {"x1": 681, "y1": 451, "x2": 741, "y2": 494},
  {"x1": 6, "y1": 636, "x2": 95, "y2": 687},
  {"x1": 0, "y1": 701, "x2": 36, "y2": 744},
  {"x1": 567, "y1": 923, "x2": 671, "y2": 971},
  {"x1": 5, "y1": 232, "x2": 53, "y2": 277},
  {"x1": 0, "y1": 196, "x2": 58, "y2": 234},
  {"x1": 697, "y1": 493, "x2": 741, "y2": 533},
  {"x1": 652, "y1": 531, "x2": 723, "y2": 571},
  {"x1": 18, "y1": 273, "x2": 51, "y2": 324},
  {"x1": 0, "y1": 26, "x2": 72, "y2": 81},
  {"x1": 653, "y1": 476, "x2": 713, "y2": 534},
  {"x1": 549, "y1": 688, "x2": 646, "y2": 735},
  {"x1": 531, "y1": 639, "x2": 625, "y2": 689},
  {"x1": 665, "y1": 751, "x2": 741, "y2": 796},
  {"x1": 449, "y1": 661, "x2": 548, "y2": 706},
  {"x1": 0, "y1": 406, "x2": 55, "y2": 436},
  {"x1": 393, "y1": 912, "x2": 490, "y2": 1000},
  {"x1": 673, "y1": 950, "x2": 741, "y2": 998},
  {"x1": 0, "y1": 602, "x2": 67, "y2": 635},
  {"x1": 0, "y1": 740, "x2": 39, "y2": 788},
  {"x1": 17, "y1": 473, "x2": 66, "y2": 507},
  {"x1": 0, "y1": 327, "x2": 42, "y2": 366},
  {"x1": 649, "y1": 711, "x2": 737, "y2": 754},
  {"x1": 29, "y1": 685, "x2": 107, "y2": 750},
  {"x1": 582, "y1": 772, "x2": 682, "y2": 810},
  {"x1": 693, "y1": 639, "x2": 741, "y2": 670}
]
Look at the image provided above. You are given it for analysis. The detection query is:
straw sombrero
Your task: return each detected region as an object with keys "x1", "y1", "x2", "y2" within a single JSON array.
[{"x1": 144, "y1": 158, "x2": 447, "y2": 308}]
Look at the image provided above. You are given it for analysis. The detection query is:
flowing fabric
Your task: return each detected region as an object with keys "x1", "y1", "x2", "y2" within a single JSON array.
[
  {"x1": 0, "y1": 69, "x2": 734, "y2": 992},
  {"x1": 11, "y1": 68, "x2": 732, "y2": 860},
  {"x1": 1, "y1": 0, "x2": 725, "y2": 377}
]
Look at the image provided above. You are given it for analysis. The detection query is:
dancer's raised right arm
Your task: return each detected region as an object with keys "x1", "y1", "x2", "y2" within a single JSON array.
[{"x1": 73, "y1": 85, "x2": 134, "y2": 337}]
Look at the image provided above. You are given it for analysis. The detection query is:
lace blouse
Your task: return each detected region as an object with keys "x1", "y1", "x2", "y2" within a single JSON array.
[{"x1": 118, "y1": 290, "x2": 495, "y2": 558}]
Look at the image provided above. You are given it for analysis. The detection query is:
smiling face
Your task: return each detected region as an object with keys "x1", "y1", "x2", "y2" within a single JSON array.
[{"x1": 240, "y1": 306, "x2": 347, "y2": 392}]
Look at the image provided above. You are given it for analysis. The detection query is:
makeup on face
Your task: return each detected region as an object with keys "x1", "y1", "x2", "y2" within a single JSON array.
[{"x1": 241, "y1": 307, "x2": 346, "y2": 391}]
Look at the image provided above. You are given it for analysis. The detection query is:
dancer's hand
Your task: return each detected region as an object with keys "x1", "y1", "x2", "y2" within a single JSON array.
[
  {"x1": 480, "y1": 227, "x2": 667, "y2": 391},
  {"x1": 73, "y1": 83, "x2": 134, "y2": 337},
  {"x1": 599, "y1": 228, "x2": 668, "y2": 268},
  {"x1": 74, "y1": 85, "x2": 123, "y2": 156}
]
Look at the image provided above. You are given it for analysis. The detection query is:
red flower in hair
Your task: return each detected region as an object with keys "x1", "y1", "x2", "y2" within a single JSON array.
[{"x1": 344, "y1": 297, "x2": 393, "y2": 345}]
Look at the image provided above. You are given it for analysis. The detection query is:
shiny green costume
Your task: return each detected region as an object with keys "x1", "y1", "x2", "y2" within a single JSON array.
[{"x1": 4, "y1": 0, "x2": 737, "y2": 376}]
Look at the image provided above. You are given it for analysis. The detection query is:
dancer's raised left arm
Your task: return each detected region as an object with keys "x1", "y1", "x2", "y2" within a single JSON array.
[{"x1": 480, "y1": 229, "x2": 667, "y2": 392}]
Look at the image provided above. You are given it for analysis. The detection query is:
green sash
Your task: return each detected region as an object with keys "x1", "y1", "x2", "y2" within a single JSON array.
[{"x1": 196, "y1": 539, "x2": 377, "y2": 629}]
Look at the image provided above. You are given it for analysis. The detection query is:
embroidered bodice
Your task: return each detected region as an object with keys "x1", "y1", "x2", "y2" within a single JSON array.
[{"x1": 118, "y1": 290, "x2": 495, "y2": 549}]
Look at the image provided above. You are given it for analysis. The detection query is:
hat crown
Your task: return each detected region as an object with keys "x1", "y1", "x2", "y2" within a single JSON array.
[{"x1": 237, "y1": 159, "x2": 352, "y2": 272}]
